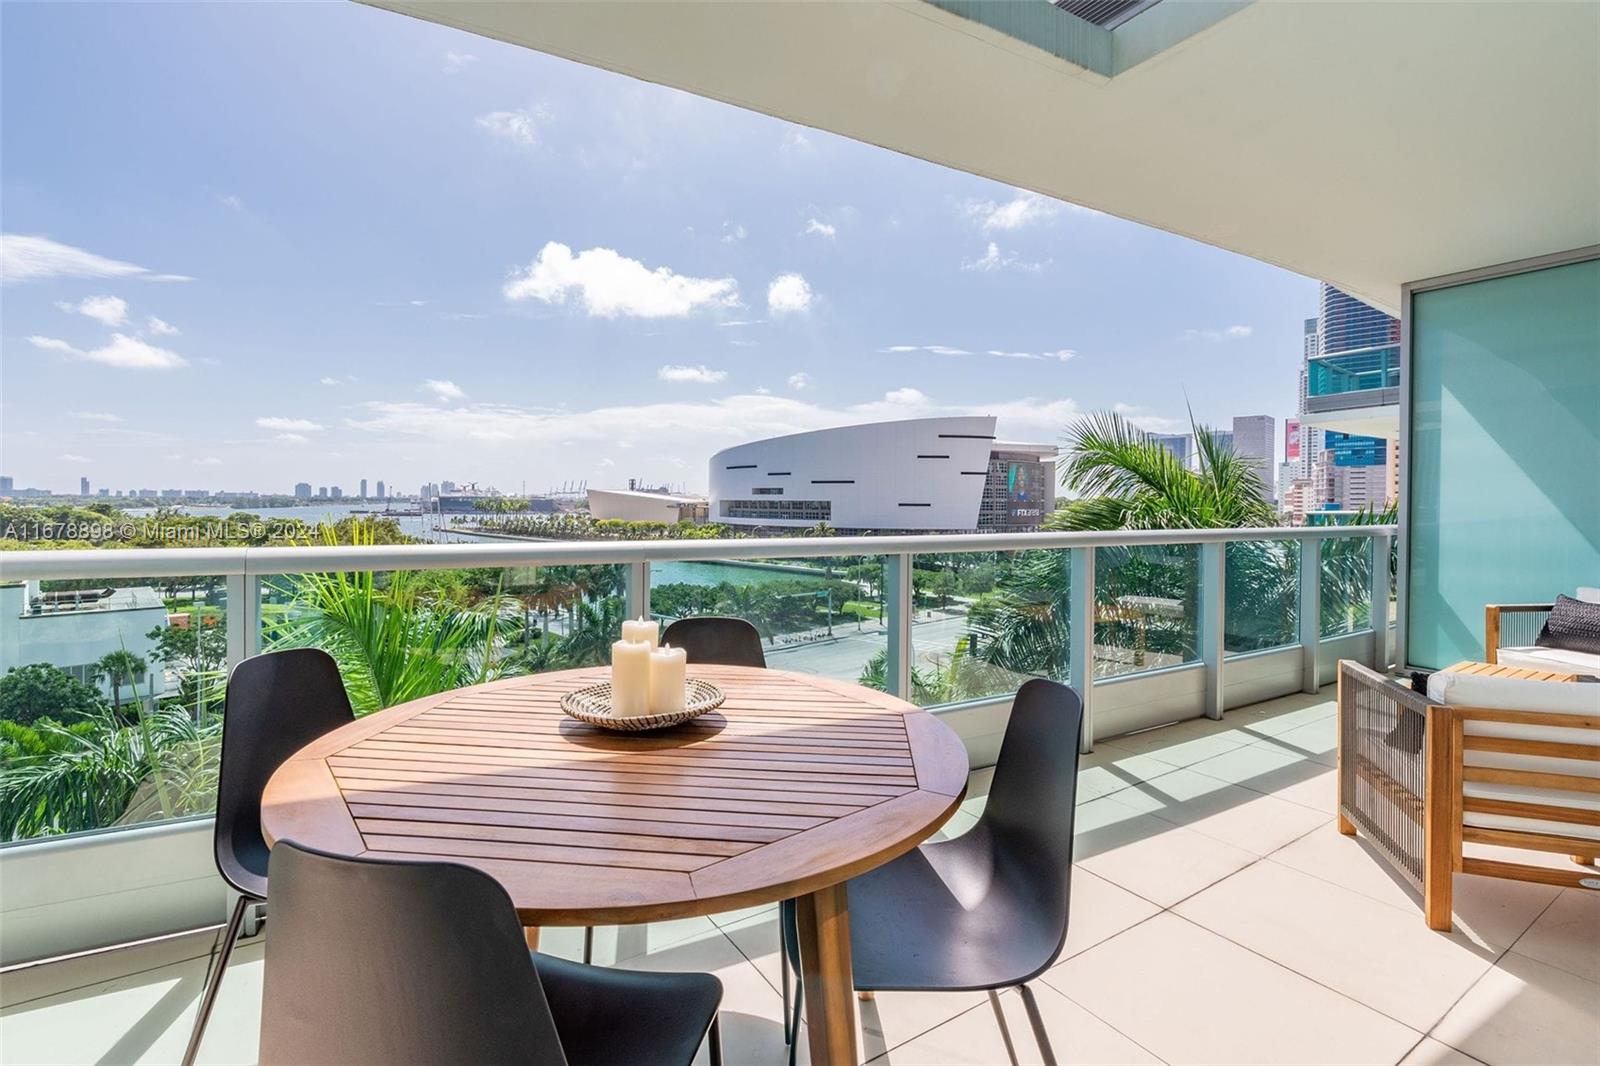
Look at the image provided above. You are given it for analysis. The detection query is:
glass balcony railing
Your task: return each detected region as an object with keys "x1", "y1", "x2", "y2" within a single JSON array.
[
  {"x1": 0, "y1": 524, "x2": 1395, "y2": 849},
  {"x1": 1306, "y1": 344, "x2": 1400, "y2": 398}
]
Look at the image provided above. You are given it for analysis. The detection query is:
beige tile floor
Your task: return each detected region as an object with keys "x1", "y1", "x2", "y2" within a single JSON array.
[{"x1": 3, "y1": 691, "x2": 1597, "y2": 1066}]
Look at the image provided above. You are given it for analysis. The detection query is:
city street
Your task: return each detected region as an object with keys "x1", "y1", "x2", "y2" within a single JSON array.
[{"x1": 765, "y1": 611, "x2": 969, "y2": 681}]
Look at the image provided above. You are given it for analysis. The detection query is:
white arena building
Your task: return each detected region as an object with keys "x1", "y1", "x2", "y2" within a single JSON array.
[{"x1": 709, "y1": 417, "x2": 1057, "y2": 533}]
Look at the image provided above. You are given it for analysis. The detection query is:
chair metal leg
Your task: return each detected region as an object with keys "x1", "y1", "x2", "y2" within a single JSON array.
[
  {"x1": 181, "y1": 895, "x2": 250, "y2": 1066},
  {"x1": 787, "y1": 978, "x2": 803, "y2": 1066},
  {"x1": 988, "y1": 989, "x2": 1021, "y2": 1066},
  {"x1": 1018, "y1": 984, "x2": 1057, "y2": 1066},
  {"x1": 583, "y1": 926, "x2": 594, "y2": 964},
  {"x1": 780, "y1": 939, "x2": 791, "y2": 1044},
  {"x1": 707, "y1": 1014, "x2": 723, "y2": 1066}
]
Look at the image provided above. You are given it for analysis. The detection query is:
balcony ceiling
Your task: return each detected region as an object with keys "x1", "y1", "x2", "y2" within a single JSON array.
[{"x1": 362, "y1": 0, "x2": 1599, "y2": 314}]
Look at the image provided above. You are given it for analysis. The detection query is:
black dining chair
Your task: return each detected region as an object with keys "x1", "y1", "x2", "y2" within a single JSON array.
[
  {"x1": 568, "y1": 620, "x2": 764, "y2": 970},
  {"x1": 780, "y1": 677, "x2": 1084, "y2": 1065},
  {"x1": 260, "y1": 840, "x2": 723, "y2": 1066},
  {"x1": 662, "y1": 615, "x2": 767, "y2": 668},
  {"x1": 181, "y1": 648, "x2": 355, "y2": 1066},
  {"x1": 660, "y1": 614, "x2": 778, "y2": 1032}
]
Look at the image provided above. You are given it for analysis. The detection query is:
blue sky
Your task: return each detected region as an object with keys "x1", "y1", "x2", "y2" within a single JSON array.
[{"x1": 1, "y1": 2, "x2": 1316, "y2": 497}]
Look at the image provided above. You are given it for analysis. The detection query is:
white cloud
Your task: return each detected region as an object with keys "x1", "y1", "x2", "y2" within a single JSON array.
[
  {"x1": 424, "y1": 379, "x2": 466, "y2": 402},
  {"x1": 275, "y1": 433, "x2": 310, "y2": 444},
  {"x1": 476, "y1": 106, "x2": 550, "y2": 149},
  {"x1": 2, "y1": 235, "x2": 190, "y2": 284},
  {"x1": 1113, "y1": 403, "x2": 1189, "y2": 435},
  {"x1": 803, "y1": 219, "x2": 836, "y2": 239},
  {"x1": 255, "y1": 416, "x2": 324, "y2": 432},
  {"x1": 884, "y1": 344, "x2": 1076, "y2": 363},
  {"x1": 754, "y1": 386, "x2": 772, "y2": 395},
  {"x1": 657, "y1": 364, "x2": 728, "y2": 384},
  {"x1": 146, "y1": 315, "x2": 179, "y2": 335},
  {"x1": 346, "y1": 389, "x2": 1080, "y2": 455},
  {"x1": 29, "y1": 333, "x2": 187, "y2": 369},
  {"x1": 505, "y1": 241, "x2": 739, "y2": 318},
  {"x1": 880, "y1": 344, "x2": 972, "y2": 356},
  {"x1": 219, "y1": 194, "x2": 244, "y2": 211},
  {"x1": 787, "y1": 372, "x2": 812, "y2": 391},
  {"x1": 962, "y1": 242, "x2": 1047, "y2": 273},
  {"x1": 780, "y1": 127, "x2": 812, "y2": 154},
  {"x1": 767, "y1": 273, "x2": 812, "y2": 315},
  {"x1": 720, "y1": 222, "x2": 747, "y2": 244},
  {"x1": 963, "y1": 191, "x2": 1062, "y2": 232},
  {"x1": 319, "y1": 376, "x2": 342, "y2": 386},
  {"x1": 193, "y1": 456, "x2": 223, "y2": 465},
  {"x1": 1184, "y1": 325, "x2": 1254, "y2": 342},
  {"x1": 719, "y1": 319, "x2": 763, "y2": 328},
  {"x1": 882, "y1": 387, "x2": 929, "y2": 405},
  {"x1": 442, "y1": 50, "x2": 478, "y2": 74},
  {"x1": 985, "y1": 348, "x2": 1077, "y2": 362},
  {"x1": 56, "y1": 294, "x2": 129, "y2": 327},
  {"x1": 73, "y1": 411, "x2": 122, "y2": 423},
  {"x1": 57, "y1": 453, "x2": 91, "y2": 463}
]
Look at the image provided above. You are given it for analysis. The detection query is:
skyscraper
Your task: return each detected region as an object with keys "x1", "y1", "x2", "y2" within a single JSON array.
[
  {"x1": 1231, "y1": 415, "x2": 1276, "y2": 501},
  {"x1": 1319, "y1": 284, "x2": 1400, "y2": 354},
  {"x1": 375, "y1": 480, "x2": 385, "y2": 499},
  {"x1": 360, "y1": 478, "x2": 368, "y2": 499},
  {"x1": 79, "y1": 477, "x2": 90, "y2": 497},
  {"x1": 1151, "y1": 433, "x2": 1192, "y2": 468},
  {"x1": 294, "y1": 482, "x2": 312, "y2": 500},
  {"x1": 1295, "y1": 318, "x2": 1323, "y2": 480},
  {"x1": 1290, "y1": 284, "x2": 1400, "y2": 514},
  {"x1": 0, "y1": 476, "x2": 14, "y2": 494}
]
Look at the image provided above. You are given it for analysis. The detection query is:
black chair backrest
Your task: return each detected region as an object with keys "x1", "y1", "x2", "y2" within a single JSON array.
[
  {"x1": 261, "y1": 841, "x2": 566, "y2": 1066},
  {"x1": 977, "y1": 678, "x2": 1084, "y2": 933},
  {"x1": 661, "y1": 616, "x2": 766, "y2": 668},
  {"x1": 215, "y1": 649, "x2": 354, "y2": 898}
]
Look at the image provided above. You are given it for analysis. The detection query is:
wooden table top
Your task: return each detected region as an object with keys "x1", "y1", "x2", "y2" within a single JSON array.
[
  {"x1": 1444, "y1": 661, "x2": 1580, "y2": 682},
  {"x1": 261, "y1": 664, "x2": 968, "y2": 925}
]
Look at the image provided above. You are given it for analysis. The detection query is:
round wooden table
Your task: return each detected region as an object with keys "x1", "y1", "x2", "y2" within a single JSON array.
[{"x1": 261, "y1": 663, "x2": 968, "y2": 1065}]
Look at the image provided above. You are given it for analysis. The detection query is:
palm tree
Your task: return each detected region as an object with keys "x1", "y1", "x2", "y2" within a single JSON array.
[
  {"x1": 263, "y1": 521, "x2": 511, "y2": 714},
  {"x1": 554, "y1": 595, "x2": 626, "y2": 668},
  {"x1": 93, "y1": 650, "x2": 148, "y2": 720},
  {"x1": 0, "y1": 699, "x2": 219, "y2": 841},
  {"x1": 968, "y1": 410, "x2": 1276, "y2": 681},
  {"x1": 1048, "y1": 410, "x2": 1275, "y2": 532}
]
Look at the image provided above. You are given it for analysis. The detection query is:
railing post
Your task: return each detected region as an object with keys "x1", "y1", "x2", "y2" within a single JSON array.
[
  {"x1": 884, "y1": 553, "x2": 914, "y2": 700},
  {"x1": 1369, "y1": 532, "x2": 1392, "y2": 672},
  {"x1": 1199, "y1": 541, "x2": 1227, "y2": 719},
  {"x1": 1298, "y1": 537, "x2": 1323, "y2": 693},
  {"x1": 224, "y1": 573, "x2": 260, "y2": 668},
  {"x1": 1068, "y1": 547, "x2": 1096, "y2": 752},
  {"x1": 625, "y1": 561, "x2": 651, "y2": 621}
]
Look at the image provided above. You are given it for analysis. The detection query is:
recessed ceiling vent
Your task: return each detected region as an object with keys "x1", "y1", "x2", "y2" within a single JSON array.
[{"x1": 1053, "y1": 0, "x2": 1162, "y2": 30}]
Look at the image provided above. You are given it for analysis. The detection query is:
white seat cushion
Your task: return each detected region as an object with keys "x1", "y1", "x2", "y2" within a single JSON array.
[
  {"x1": 1426, "y1": 670, "x2": 1600, "y2": 841},
  {"x1": 1495, "y1": 645, "x2": 1600, "y2": 678},
  {"x1": 1575, "y1": 587, "x2": 1600, "y2": 604}
]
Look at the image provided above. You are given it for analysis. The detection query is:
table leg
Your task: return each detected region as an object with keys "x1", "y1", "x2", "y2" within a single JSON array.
[
  {"x1": 795, "y1": 882, "x2": 857, "y2": 1066},
  {"x1": 523, "y1": 926, "x2": 540, "y2": 950}
]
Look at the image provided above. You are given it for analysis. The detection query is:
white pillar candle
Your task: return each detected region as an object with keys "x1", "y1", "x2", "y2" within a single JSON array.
[
  {"x1": 611, "y1": 639, "x2": 652, "y2": 717},
  {"x1": 621, "y1": 617, "x2": 660, "y2": 649},
  {"x1": 649, "y1": 644, "x2": 688, "y2": 715}
]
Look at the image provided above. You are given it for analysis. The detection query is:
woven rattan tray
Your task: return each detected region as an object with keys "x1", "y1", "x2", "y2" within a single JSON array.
[{"x1": 559, "y1": 678, "x2": 725, "y2": 731}]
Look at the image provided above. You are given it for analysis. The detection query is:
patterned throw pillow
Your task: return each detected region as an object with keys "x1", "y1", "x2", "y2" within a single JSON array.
[{"x1": 1535, "y1": 594, "x2": 1600, "y2": 656}]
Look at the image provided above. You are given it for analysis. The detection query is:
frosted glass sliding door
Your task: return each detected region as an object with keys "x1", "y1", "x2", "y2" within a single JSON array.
[{"x1": 1406, "y1": 255, "x2": 1600, "y2": 668}]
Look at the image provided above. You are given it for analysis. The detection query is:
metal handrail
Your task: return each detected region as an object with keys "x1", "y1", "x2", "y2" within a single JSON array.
[{"x1": 0, "y1": 524, "x2": 1396, "y2": 580}]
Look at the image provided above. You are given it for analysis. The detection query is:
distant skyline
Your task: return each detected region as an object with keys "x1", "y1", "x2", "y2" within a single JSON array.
[{"x1": 1, "y1": 3, "x2": 1315, "y2": 497}]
